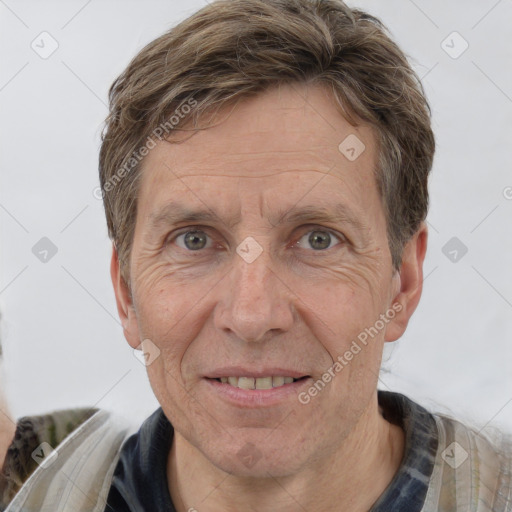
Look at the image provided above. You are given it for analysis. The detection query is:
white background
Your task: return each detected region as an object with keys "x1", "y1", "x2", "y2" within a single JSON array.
[{"x1": 1, "y1": 0, "x2": 511, "y2": 433}]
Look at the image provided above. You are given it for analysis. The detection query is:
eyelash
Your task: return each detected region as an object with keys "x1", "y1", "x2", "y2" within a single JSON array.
[{"x1": 168, "y1": 225, "x2": 346, "y2": 253}]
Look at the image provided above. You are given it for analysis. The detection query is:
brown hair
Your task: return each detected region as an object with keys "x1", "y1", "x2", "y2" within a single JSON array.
[{"x1": 99, "y1": 0, "x2": 435, "y2": 284}]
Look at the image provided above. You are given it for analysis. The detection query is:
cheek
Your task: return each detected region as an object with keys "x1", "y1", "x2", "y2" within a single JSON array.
[
  {"x1": 134, "y1": 257, "x2": 205, "y2": 327},
  {"x1": 133, "y1": 278, "x2": 203, "y2": 368},
  {"x1": 290, "y1": 261, "x2": 388, "y2": 331},
  {"x1": 291, "y1": 271, "x2": 391, "y2": 384}
]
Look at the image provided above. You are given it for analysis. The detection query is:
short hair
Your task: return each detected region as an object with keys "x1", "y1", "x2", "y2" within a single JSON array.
[{"x1": 99, "y1": 0, "x2": 435, "y2": 284}]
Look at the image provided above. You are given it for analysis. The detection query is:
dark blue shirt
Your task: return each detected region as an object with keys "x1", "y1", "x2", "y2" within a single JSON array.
[{"x1": 104, "y1": 390, "x2": 438, "y2": 511}]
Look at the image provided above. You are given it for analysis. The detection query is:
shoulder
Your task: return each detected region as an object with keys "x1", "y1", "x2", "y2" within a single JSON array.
[
  {"x1": 423, "y1": 412, "x2": 512, "y2": 512},
  {"x1": 1, "y1": 407, "x2": 99, "y2": 505},
  {"x1": 378, "y1": 391, "x2": 512, "y2": 511},
  {"x1": 2, "y1": 408, "x2": 133, "y2": 512}
]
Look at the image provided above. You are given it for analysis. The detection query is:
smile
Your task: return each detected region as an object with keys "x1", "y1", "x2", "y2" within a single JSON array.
[{"x1": 215, "y1": 376, "x2": 304, "y2": 389}]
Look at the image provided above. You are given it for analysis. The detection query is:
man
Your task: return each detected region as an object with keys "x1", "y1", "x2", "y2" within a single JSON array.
[{"x1": 4, "y1": 0, "x2": 512, "y2": 510}]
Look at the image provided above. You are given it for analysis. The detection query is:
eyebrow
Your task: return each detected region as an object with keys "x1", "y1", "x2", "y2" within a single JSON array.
[
  {"x1": 149, "y1": 204, "x2": 237, "y2": 230},
  {"x1": 276, "y1": 204, "x2": 366, "y2": 233},
  {"x1": 148, "y1": 202, "x2": 366, "y2": 234}
]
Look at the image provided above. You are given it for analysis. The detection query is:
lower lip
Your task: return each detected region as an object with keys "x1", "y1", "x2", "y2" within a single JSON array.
[{"x1": 203, "y1": 377, "x2": 312, "y2": 408}]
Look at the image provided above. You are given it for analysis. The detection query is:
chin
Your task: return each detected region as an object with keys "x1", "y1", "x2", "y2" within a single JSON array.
[{"x1": 208, "y1": 438, "x2": 308, "y2": 479}]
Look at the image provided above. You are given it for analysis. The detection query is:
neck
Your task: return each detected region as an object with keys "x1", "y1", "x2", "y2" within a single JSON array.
[{"x1": 167, "y1": 392, "x2": 405, "y2": 512}]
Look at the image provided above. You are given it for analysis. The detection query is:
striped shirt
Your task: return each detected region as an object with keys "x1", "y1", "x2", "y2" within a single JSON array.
[{"x1": 3, "y1": 391, "x2": 512, "y2": 511}]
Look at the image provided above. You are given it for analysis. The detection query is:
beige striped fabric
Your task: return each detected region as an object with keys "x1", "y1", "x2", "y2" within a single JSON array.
[
  {"x1": 422, "y1": 415, "x2": 512, "y2": 511},
  {"x1": 4, "y1": 410, "x2": 131, "y2": 512},
  {"x1": 3, "y1": 407, "x2": 512, "y2": 511}
]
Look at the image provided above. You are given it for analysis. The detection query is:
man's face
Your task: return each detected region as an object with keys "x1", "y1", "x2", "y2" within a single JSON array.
[{"x1": 116, "y1": 84, "x2": 411, "y2": 477}]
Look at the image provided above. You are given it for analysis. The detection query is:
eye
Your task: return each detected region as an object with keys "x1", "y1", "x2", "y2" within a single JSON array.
[
  {"x1": 174, "y1": 230, "x2": 213, "y2": 251},
  {"x1": 295, "y1": 229, "x2": 343, "y2": 251}
]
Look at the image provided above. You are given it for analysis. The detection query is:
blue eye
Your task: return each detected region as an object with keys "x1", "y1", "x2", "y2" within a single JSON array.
[
  {"x1": 295, "y1": 230, "x2": 342, "y2": 251},
  {"x1": 175, "y1": 230, "x2": 213, "y2": 251}
]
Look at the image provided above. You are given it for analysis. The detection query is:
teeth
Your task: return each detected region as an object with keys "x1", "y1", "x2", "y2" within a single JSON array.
[
  {"x1": 256, "y1": 377, "x2": 273, "y2": 389},
  {"x1": 273, "y1": 376, "x2": 285, "y2": 387},
  {"x1": 238, "y1": 377, "x2": 255, "y2": 390},
  {"x1": 218, "y1": 376, "x2": 299, "y2": 389}
]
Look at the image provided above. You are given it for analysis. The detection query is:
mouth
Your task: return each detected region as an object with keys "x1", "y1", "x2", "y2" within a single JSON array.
[
  {"x1": 211, "y1": 376, "x2": 310, "y2": 390},
  {"x1": 203, "y1": 372, "x2": 312, "y2": 408}
]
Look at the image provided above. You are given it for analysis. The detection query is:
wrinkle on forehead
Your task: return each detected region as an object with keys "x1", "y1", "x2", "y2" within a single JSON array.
[
  {"x1": 141, "y1": 83, "x2": 375, "y2": 180},
  {"x1": 134, "y1": 83, "x2": 384, "y2": 247}
]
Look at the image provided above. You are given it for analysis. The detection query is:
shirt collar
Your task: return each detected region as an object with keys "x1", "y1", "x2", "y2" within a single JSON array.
[
  {"x1": 105, "y1": 390, "x2": 438, "y2": 511},
  {"x1": 370, "y1": 390, "x2": 438, "y2": 511}
]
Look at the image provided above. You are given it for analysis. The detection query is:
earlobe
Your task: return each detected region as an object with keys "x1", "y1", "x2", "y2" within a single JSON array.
[
  {"x1": 110, "y1": 244, "x2": 140, "y2": 349},
  {"x1": 384, "y1": 223, "x2": 428, "y2": 342}
]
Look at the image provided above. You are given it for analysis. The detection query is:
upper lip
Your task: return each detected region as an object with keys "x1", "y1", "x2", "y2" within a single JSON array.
[{"x1": 204, "y1": 367, "x2": 310, "y2": 379}]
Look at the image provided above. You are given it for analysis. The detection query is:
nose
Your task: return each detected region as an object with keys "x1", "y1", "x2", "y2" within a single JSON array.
[{"x1": 213, "y1": 242, "x2": 295, "y2": 343}]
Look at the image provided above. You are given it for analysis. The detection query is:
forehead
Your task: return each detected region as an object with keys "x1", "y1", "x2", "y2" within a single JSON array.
[{"x1": 136, "y1": 84, "x2": 382, "y2": 227}]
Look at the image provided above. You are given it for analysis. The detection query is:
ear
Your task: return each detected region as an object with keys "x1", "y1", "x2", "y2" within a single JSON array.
[
  {"x1": 384, "y1": 223, "x2": 428, "y2": 342},
  {"x1": 110, "y1": 244, "x2": 141, "y2": 349}
]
